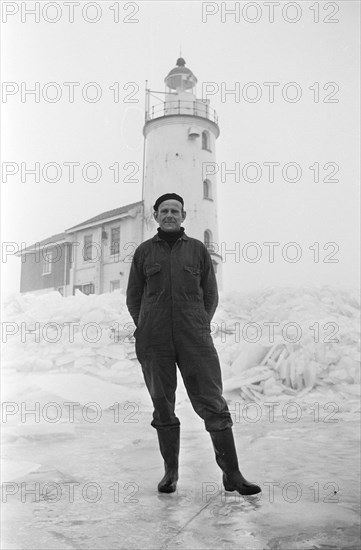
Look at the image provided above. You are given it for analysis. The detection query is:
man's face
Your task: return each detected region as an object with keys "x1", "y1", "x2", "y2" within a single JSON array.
[{"x1": 154, "y1": 199, "x2": 186, "y2": 232}]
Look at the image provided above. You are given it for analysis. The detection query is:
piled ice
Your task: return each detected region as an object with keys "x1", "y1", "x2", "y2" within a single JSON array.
[
  {"x1": 2, "y1": 286, "x2": 360, "y2": 403},
  {"x1": 213, "y1": 287, "x2": 360, "y2": 401},
  {"x1": 2, "y1": 290, "x2": 134, "y2": 375}
]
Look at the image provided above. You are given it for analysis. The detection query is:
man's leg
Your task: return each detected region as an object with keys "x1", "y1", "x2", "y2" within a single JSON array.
[
  {"x1": 175, "y1": 329, "x2": 232, "y2": 431},
  {"x1": 137, "y1": 350, "x2": 180, "y2": 430},
  {"x1": 156, "y1": 426, "x2": 179, "y2": 493},
  {"x1": 136, "y1": 347, "x2": 180, "y2": 492},
  {"x1": 176, "y1": 342, "x2": 261, "y2": 495},
  {"x1": 209, "y1": 428, "x2": 261, "y2": 495}
]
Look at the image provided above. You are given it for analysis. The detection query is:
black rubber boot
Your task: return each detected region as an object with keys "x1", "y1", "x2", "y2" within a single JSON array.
[
  {"x1": 209, "y1": 428, "x2": 261, "y2": 496},
  {"x1": 156, "y1": 427, "x2": 180, "y2": 493}
]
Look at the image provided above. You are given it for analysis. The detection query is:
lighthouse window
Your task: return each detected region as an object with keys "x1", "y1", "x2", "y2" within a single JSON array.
[
  {"x1": 203, "y1": 179, "x2": 212, "y2": 199},
  {"x1": 202, "y1": 131, "x2": 211, "y2": 151},
  {"x1": 204, "y1": 229, "x2": 213, "y2": 252}
]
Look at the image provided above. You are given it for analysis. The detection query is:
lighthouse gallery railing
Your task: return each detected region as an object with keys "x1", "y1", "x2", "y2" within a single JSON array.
[{"x1": 145, "y1": 100, "x2": 218, "y2": 125}]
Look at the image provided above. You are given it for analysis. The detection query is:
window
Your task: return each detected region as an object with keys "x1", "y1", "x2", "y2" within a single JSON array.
[
  {"x1": 83, "y1": 283, "x2": 94, "y2": 295},
  {"x1": 42, "y1": 252, "x2": 53, "y2": 275},
  {"x1": 110, "y1": 227, "x2": 120, "y2": 255},
  {"x1": 203, "y1": 179, "x2": 212, "y2": 199},
  {"x1": 110, "y1": 280, "x2": 120, "y2": 292},
  {"x1": 83, "y1": 235, "x2": 93, "y2": 262},
  {"x1": 202, "y1": 130, "x2": 210, "y2": 151},
  {"x1": 204, "y1": 229, "x2": 212, "y2": 246},
  {"x1": 74, "y1": 283, "x2": 95, "y2": 295},
  {"x1": 204, "y1": 229, "x2": 214, "y2": 251}
]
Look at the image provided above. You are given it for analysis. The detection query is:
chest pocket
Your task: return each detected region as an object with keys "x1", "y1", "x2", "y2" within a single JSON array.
[
  {"x1": 184, "y1": 266, "x2": 201, "y2": 276},
  {"x1": 184, "y1": 265, "x2": 202, "y2": 294},
  {"x1": 145, "y1": 263, "x2": 162, "y2": 296}
]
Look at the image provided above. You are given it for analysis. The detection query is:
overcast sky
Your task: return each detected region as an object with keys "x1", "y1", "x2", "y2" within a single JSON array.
[{"x1": 1, "y1": 0, "x2": 360, "y2": 293}]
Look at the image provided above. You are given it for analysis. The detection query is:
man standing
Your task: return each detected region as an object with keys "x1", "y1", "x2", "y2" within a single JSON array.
[{"x1": 126, "y1": 193, "x2": 260, "y2": 496}]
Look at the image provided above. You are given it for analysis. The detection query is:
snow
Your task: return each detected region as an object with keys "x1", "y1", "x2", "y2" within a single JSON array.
[
  {"x1": 31, "y1": 372, "x2": 149, "y2": 409},
  {"x1": 2, "y1": 286, "x2": 359, "y2": 406},
  {"x1": 213, "y1": 286, "x2": 360, "y2": 403},
  {"x1": 2, "y1": 285, "x2": 359, "y2": 440},
  {"x1": 1, "y1": 286, "x2": 360, "y2": 549}
]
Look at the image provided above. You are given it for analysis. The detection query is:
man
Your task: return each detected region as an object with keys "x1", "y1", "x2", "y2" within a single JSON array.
[{"x1": 126, "y1": 193, "x2": 261, "y2": 496}]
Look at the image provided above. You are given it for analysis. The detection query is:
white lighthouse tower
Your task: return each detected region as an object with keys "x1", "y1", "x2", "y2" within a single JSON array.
[{"x1": 142, "y1": 57, "x2": 222, "y2": 283}]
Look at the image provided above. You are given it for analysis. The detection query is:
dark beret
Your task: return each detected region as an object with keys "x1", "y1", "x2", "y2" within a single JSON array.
[{"x1": 153, "y1": 193, "x2": 184, "y2": 211}]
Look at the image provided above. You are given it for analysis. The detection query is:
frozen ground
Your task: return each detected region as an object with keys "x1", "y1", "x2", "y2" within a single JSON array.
[{"x1": 1, "y1": 287, "x2": 360, "y2": 549}]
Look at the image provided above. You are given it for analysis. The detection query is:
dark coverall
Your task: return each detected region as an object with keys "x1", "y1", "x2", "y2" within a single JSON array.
[{"x1": 126, "y1": 231, "x2": 233, "y2": 433}]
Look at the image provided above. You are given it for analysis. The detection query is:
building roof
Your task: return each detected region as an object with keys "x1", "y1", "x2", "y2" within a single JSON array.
[
  {"x1": 16, "y1": 232, "x2": 69, "y2": 255},
  {"x1": 65, "y1": 200, "x2": 143, "y2": 232},
  {"x1": 16, "y1": 201, "x2": 143, "y2": 256}
]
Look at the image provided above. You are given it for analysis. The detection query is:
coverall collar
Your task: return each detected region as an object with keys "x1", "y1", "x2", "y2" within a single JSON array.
[{"x1": 152, "y1": 231, "x2": 188, "y2": 242}]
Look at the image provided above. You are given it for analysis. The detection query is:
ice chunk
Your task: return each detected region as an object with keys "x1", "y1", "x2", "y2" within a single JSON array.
[
  {"x1": 32, "y1": 372, "x2": 147, "y2": 409},
  {"x1": 231, "y1": 343, "x2": 270, "y2": 372},
  {"x1": 1, "y1": 459, "x2": 41, "y2": 481}
]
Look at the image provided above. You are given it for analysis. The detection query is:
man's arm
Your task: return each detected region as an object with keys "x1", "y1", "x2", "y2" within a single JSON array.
[
  {"x1": 126, "y1": 247, "x2": 144, "y2": 326},
  {"x1": 201, "y1": 245, "x2": 219, "y2": 320}
]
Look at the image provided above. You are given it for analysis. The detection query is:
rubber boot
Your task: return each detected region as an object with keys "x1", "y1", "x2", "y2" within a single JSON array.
[
  {"x1": 209, "y1": 428, "x2": 261, "y2": 495},
  {"x1": 156, "y1": 427, "x2": 180, "y2": 493}
]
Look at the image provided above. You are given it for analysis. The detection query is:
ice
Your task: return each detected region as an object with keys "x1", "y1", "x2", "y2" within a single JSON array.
[
  {"x1": 2, "y1": 408, "x2": 359, "y2": 549},
  {"x1": 1, "y1": 286, "x2": 360, "y2": 548},
  {"x1": 32, "y1": 373, "x2": 148, "y2": 409},
  {"x1": 214, "y1": 286, "x2": 360, "y2": 402},
  {"x1": 7, "y1": 420, "x2": 76, "y2": 439},
  {"x1": 1, "y1": 459, "x2": 41, "y2": 481},
  {"x1": 228, "y1": 342, "x2": 270, "y2": 373},
  {"x1": 2, "y1": 285, "x2": 360, "y2": 410}
]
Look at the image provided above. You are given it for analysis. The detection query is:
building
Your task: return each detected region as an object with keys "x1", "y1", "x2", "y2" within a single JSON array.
[
  {"x1": 17, "y1": 202, "x2": 143, "y2": 296},
  {"x1": 65, "y1": 201, "x2": 143, "y2": 295},
  {"x1": 17, "y1": 232, "x2": 72, "y2": 296},
  {"x1": 16, "y1": 58, "x2": 222, "y2": 296}
]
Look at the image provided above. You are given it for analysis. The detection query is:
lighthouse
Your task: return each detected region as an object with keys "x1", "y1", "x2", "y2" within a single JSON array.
[{"x1": 141, "y1": 57, "x2": 222, "y2": 283}]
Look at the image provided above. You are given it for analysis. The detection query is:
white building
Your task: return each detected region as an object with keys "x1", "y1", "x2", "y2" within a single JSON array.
[{"x1": 142, "y1": 57, "x2": 222, "y2": 281}]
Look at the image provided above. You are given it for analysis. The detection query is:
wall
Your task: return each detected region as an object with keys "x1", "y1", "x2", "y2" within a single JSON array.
[
  {"x1": 70, "y1": 206, "x2": 143, "y2": 295},
  {"x1": 20, "y1": 243, "x2": 71, "y2": 293}
]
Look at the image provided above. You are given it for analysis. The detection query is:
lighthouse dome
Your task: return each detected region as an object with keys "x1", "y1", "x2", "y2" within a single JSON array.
[{"x1": 164, "y1": 58, "x2": 197, "y2": 91}]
